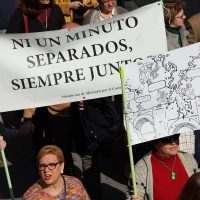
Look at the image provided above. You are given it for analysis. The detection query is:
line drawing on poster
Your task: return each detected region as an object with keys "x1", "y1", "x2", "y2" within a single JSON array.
[{"x1": 124, "y1": 45, "x2": 200, "y2": 144}]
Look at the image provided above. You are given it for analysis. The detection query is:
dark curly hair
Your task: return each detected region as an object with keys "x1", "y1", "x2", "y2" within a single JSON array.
[{"x1": 18, "y1": 0, "x2": 54, "y2": 16}]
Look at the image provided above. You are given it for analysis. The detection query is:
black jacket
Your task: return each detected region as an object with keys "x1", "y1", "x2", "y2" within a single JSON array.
[{"x1": 6, "y1": 4, "x2": 65, "y2": 33}]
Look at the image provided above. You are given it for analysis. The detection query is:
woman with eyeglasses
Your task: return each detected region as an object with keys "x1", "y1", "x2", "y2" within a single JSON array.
[
  {"x1": 163, "y1": 0, "x2": 188, "y2": 51},
  {"x1": 23, "y1": 145, "x2": 90, "y2": 200},
  {"x1": 129, "y1": 134, "x2": 198, "y2": 200},
  {"x1": 163, "y1": 0, "x2": 196, "y2": 157}
]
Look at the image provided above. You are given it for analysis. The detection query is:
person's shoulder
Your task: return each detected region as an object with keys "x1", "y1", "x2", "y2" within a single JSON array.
[
  {"x1": 188, "y1": 12, "x2": 200, "y2": 22},
  {"x1": 179, "y1": 24, "x2": 188, "y2": 32},
  {"x1": 178, "y1": 152, "x2": 198, "y2": 174},
  {"x1": 11, "y1": 8, "x2": 23, "y2": 17},
  {"x1": 178, "y1": 151, "x2": 194, "y2": 158},
  {"x1": 51, "y1": 3, "x2": 65, "y2": 20},
  {"x1": 10, "y1": 8, "x2": 24, "y2": 22},
  {"x1": 81, "y1": 8, "x2": 97, "y2": 25},
  {"x1": 23, "y1": 181, "x2": 41, "y2": 200},
  {"x1": 188, "y1": 12, "x2": 200, "y2": 28},
  {"x1": 178, "y1": 151, "x2": 196, "y2": 163},
  {"x1": 53, "y1": 3, "x2": 60, "y2": 8},
  {"x1": 89, "y1": 7, "x2": 99, "y2": 16},
  {"x1": 135, "y1": 152, "x2": 152, "y2": 168},
  {"x1": 178, "y1": 151, "x2": 192, "y2": 155},
  {"x1": 64, "y1": 175, "x2": 82, "y2": 183},
  {"x1": 64, "y1": 175, "x2": 84, "y2": 187},
  {"x1": 88, "y1": 6, "x2": 99, "y2": 15},
  {"x1": 52, "y1": 3, "x2": 62, "y2": 11},
  {"x1": 116, "y1": 6, "x2": 128, "y2": 14}
]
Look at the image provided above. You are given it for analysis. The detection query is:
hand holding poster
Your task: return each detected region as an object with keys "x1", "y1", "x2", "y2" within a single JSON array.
[{"x1": 0, "y1": 2, "x2": 167, "y2": 112}]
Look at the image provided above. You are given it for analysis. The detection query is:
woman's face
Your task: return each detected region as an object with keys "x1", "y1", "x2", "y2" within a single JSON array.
[
  {"x1": 38, "y1": 153, "x2": 64, "y2": 186},
  {"x1": 156, "y1": 136, "x2": 179, "y2": 158},
  {"x1": 39, "y1": 0, "x2": 50, "y2": 5},
  {"x1": 171, "y1": 9, "x2": 185, "y2": 27}
]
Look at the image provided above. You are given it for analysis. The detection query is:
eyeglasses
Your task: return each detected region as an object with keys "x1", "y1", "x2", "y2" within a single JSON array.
[
  {"x1": 175, "y1": 14, "x2": 185, "y2": 19},
  {"x1": 160, "y1": 134, "x2": 180, "y2": 144},
  {"x1": 38, "y1": 162, "x2": 60, "y2": 171}
]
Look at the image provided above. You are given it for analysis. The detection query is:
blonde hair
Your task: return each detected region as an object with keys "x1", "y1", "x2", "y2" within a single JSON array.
[{"x1": 36, "y1": 145, "x2": 65, "y2": 165}]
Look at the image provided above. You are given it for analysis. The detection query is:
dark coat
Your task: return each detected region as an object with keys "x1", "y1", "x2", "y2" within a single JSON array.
[
  {"x1": 187, "y1": 12, "x2": 200, "y2": 44},
  {"x1": 6, "y1": 4, "x2": 65, "y2": 33},
  {"x1": 74, "y1": 97, "x2": 122, "y2": 154}
]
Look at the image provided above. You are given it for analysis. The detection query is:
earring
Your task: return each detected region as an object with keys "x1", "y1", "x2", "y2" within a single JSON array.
[{"x1": 61, "y1": 170, "x2": 63, "y2": 174}]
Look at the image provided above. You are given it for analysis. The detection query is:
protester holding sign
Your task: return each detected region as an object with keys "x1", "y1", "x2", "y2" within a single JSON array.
[
  {"x1": 23, "y1": 145, "x2": 90, "y2": 200},
  {"x1": 6, "y1": 0, "x2": 66, "y2": 157},
  {"x1": 163, "y1": 0, "x2": 196, "y2": 156},
  {"x1": 129, "y1": 134, "x2": 198, "y2": 200}
]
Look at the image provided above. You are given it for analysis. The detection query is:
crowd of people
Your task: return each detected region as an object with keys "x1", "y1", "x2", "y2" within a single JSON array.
[{"x1": 1, "y1": 0, "x2": 200, "y2": 199}]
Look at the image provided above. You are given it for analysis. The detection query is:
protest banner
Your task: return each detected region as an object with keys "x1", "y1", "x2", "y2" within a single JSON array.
[
  {"x1": 123, "y1": 42, "x2": 200, "y2": 145},
  {"x1": 0, "y1": 2, "x2": 167, "y2": 112}
]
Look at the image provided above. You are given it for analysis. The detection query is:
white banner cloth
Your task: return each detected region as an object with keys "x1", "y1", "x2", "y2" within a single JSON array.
[{"x1": 0, "y1": 2, "x2": 167, "y2": 112}]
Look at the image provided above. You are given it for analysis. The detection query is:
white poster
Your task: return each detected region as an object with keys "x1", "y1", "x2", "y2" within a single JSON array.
[
  {"x1": 123, "y1": 42, "x2": 200, "y2": 145},
  {"x1": 0, "y1": 2, "x2": 167, "y2": 112}
]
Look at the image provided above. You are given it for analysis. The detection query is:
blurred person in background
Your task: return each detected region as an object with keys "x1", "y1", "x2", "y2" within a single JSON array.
[
  {"x1": 187, "y1": 12, "x2": 200, "y2": 44},
  {"x1": 55, "y1": 0, "x2": 99, "y2": 24},
  {"x1": 178, "y1": 172, "x2": 200, "y2": 200},
  {"x1": 82, "y1": 0, "x2": 127, "y2": 24},
  {"x1": 163, "y1": 0, "x2": 188, "y2": 51},
  {"x1": 163, "y1": 0, "x2": 197, "y2": 158}
]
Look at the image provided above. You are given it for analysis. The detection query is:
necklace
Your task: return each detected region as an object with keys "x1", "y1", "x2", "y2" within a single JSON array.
[
  {"x1": 99, "y1": 11, "x2": 112, "y2": 20},
  {"x1": 157, "y1": 156, "x2": 177, "y2": 180},
  {"x1": 38, "y1": 9, "x2": 48, "y2": 30},
  {"x1": 43, "y1": 175, "x2": 65, "y2": 196}
]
